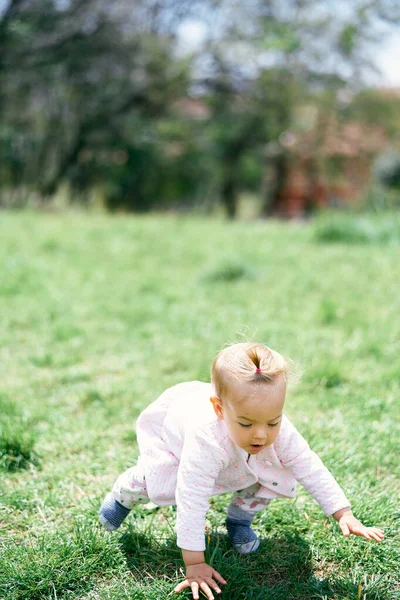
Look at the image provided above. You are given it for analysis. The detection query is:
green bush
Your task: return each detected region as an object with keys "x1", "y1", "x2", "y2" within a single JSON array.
[
  {"x1": 373, "y1": 151, "x2": 400, "y2": 190},
  {"x1": 313, "y1": 212, "x2": 400, "y2": 245}
]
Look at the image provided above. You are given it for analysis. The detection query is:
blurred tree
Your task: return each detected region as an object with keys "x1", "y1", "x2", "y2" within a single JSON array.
[
  {"x1": 0, "y1": 0, "x2": 192, "y2": 206},
  {"x1": 1, "y1": 0, "x2": 400, "y2": 214},
  {"x1": 193, "y1": 0, "x2": 400, "y2": 216},
  {"x1": 343, "y1": 88, "x2": 400, "y2": 138}
]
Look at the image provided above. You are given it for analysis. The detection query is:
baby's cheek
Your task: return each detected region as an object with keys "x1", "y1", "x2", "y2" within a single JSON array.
[
  {"x1": 234, "y1": 431, "x2": 244, "y2": 445},
  {"x1": 270, "y1": 427, "x2": 280, "y2": 442},
  {"x1": 236, "y1": 430, "x2": 247, "y2": 448}
]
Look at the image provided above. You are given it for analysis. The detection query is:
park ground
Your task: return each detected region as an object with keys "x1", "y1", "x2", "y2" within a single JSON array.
[{"x1": 0, "y1": 210, "x2": 399, "y2": 600}]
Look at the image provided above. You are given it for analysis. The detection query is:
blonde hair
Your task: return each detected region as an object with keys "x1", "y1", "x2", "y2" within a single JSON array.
[{"x1": 211, "y1": 342, "x2": 291, "y2": 398}]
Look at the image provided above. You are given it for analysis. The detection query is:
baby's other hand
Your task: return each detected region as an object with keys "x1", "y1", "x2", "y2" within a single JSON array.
[
  {"x1": 174, "y1": 562, "x2": 227, "y2": 600},
  {"x1": 334, "y1": 509, "x2": 384, "y2": 542}
]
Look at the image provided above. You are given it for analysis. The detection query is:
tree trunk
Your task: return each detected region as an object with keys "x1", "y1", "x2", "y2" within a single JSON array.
[
  {"x1": 221, "y1": 161, "x2": 238, "y2": 219},
  {"x1": 39, "y1": 133, "x2": 85, "y2": 198},
  {"x1": 262, "y1": 152, "x2": 288, "y2": 217}
]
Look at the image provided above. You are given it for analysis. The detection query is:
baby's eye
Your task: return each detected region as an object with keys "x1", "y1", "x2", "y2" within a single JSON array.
[
  {"x1": 238, "y1": 423, "x2": 252, "y2": 428},
  {"x1": 269, "y1": 423, "x2": 279, "y2": 427}
]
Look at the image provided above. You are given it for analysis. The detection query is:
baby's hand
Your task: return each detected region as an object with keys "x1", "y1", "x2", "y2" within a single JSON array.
[
  {"x1": 334, "y1": 508, "x2": 384, "y2": 542},
  {"x1": 174, "y1": 562, "x2": 227, "y2": 600}
]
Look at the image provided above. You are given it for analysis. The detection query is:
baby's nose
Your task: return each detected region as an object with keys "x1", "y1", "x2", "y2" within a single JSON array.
[{"x1": 252, "y1": 427, "x2": 268, "y2": 441}]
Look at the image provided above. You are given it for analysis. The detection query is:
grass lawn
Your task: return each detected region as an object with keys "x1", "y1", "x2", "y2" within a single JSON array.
[{"x1": 0, "y1": 210, "x2": 399, "y2": 600}]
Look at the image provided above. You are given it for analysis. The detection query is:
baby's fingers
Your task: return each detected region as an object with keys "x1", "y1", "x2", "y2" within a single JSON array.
[
  {"x1": 191, "y1": 581, "x2": 200, "y2": 600},
  {"x1": 205, "y1": 576, "x2": 222, "y2": 595},
  {"x1": 355, "y1": 527, "x2": 385, "y2": 542},
  {"x1": 199, "y1": 580, "x2": 216, "y2": 600},
  {"x1": 367, "y1": 528, "x2": 385, "y2": 542},
  {"x1": 211, "y1": 569, "x2": 227, "y2": 585},
  {"x1": 174, "y1": 579, "x2": 190, "y2": 594},
  {"x1": 371, "y1": 527, "x2": 385, "y2": 537}
]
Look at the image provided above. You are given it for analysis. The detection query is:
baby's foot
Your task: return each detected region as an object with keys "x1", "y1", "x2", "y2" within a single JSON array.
[
  {"x1": 226, "y1": 518, "x2": 260, "y2": 554},
  {"x1": 99, "y1": 492, "x2": 131, "y2": 530}
]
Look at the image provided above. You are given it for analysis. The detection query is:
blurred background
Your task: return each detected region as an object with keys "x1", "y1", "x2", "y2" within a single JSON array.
[{"x1": 1, "y1": 0, "x2": 400, "y2": 219}]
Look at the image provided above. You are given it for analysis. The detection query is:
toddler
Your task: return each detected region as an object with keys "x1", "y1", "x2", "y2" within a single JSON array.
[{"x1": 99, "y1": 342, "x2": 384, "y2": 600}]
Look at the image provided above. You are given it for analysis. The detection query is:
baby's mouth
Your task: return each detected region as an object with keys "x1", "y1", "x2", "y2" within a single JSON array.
[{"x1": 249, "y1": 443, "x2": 264, "y2": 451}]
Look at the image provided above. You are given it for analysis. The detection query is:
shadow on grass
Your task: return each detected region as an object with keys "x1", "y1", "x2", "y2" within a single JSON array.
[{"x1": 118, "y1": 529, "x2": 386, "y2": 600}]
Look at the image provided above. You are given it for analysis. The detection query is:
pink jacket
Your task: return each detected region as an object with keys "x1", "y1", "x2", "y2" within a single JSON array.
[{"x1": 136, "y1": 381, "x2": 350, "y2": 551}]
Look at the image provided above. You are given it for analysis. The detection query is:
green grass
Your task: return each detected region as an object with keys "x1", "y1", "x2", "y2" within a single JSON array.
[{"x1": 0, "y1": 210, "x2": 399, "y2": 600}]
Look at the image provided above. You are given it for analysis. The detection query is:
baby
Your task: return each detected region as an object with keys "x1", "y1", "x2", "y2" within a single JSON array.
[{"x1": 99, "y1": 342, "x2": 384, "y2": 600}]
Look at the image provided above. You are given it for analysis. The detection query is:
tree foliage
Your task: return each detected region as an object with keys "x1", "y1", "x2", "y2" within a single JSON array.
[{"x1": 1, "y1": 0, "x2": 400, "y2": 215}]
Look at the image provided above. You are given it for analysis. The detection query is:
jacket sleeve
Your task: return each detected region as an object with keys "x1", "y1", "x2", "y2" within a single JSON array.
[
  {"x1": 275, "y1": 416, "x2": 350, "y2": 516},
  {"x1": 175, "y1": 427, "x2": 227, "y2": 551}
]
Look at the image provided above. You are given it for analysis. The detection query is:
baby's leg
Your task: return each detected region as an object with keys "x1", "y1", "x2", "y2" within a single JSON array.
[
  {"x1": 99, "y1": 461, "x2": 148, "y2": 531},
  {"x1": 226, "y1": 484, "x2": 270, "y2": 554}
]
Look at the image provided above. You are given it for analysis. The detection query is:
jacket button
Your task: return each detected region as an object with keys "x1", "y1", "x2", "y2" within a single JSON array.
[{"x1": 272, "y1": 482, "x2": 278, "y2": 486}]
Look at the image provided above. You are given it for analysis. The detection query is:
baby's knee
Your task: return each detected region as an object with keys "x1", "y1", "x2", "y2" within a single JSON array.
[
  {"x1": 115, "y1": 487, "x2": 148, "y2": 509},
  {"x1": 112, "y1": 465, "x2": 148, "y2": 508}
]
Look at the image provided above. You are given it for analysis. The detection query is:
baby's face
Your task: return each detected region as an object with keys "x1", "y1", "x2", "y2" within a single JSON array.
[{"x1": 213, "y1": 376, "x2": 286, "y2": 454}]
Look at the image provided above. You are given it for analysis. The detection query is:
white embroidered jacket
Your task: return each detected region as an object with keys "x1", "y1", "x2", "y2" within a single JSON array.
[{"x1": 136, "y1": 381, "x2": 350, "y2": 551}]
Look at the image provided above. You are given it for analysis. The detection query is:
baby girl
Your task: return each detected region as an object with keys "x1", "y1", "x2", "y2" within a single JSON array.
[{"x1": 99, "y1": 342, "x2": 384, "y2": 600}]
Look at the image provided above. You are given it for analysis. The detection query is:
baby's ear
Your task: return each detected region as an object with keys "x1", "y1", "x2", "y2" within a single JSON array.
[{"x1": 210, "y1": 396, "x2": 224, "y2": 420}]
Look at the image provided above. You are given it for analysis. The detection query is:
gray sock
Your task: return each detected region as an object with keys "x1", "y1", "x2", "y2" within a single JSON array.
[
  {"x1": 99, "y1": 492, "x2": 131, "y2": 530},
  {"x1": 226, "y1": 503, "x2": 260, "y2": 554}
]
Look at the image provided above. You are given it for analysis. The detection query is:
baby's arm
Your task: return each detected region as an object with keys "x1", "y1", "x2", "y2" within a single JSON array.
[
  {"x1": 174, "y1": 429, "x2": 228, "y2": 599},
  {"x1": 276, "y1": 417, "x2": 384, "y2": 542}
]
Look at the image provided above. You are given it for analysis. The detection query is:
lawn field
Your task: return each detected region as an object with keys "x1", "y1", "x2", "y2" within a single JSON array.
[{"x1": 0, "y1": 211, "x2": 399, "y2": 600}]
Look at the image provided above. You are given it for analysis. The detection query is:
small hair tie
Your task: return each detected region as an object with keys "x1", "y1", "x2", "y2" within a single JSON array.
[{"x1": 255, "y1": 367, "x2": 262, "y2": 373}]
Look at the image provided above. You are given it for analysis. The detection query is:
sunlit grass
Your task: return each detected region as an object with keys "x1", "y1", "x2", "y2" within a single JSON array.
[{"x1": 0, "y1": 210, "x2": 399, "y2": 599}]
